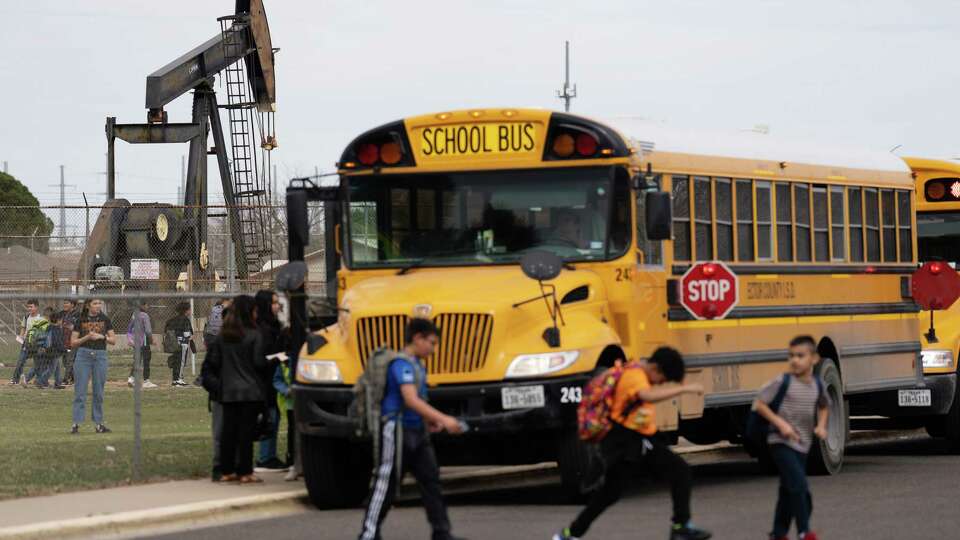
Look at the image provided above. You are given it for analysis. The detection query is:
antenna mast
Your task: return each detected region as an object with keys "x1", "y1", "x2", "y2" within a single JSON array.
[{"x1": 556, "y1": 41, "x2": 577, "y2": 112}]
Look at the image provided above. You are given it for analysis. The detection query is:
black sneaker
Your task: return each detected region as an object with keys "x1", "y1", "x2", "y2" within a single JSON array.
[
  {"x1": 254, "y1": 458, "x2": 288, "y2": 472},
  {"x1": 211, "y1": 467, "x2": 223, "y2": 482},
  {"x1": 95, "y1": 424, "x2": 112, "y2": 434},
  {"x1": 670, "y1": 523, "x2": 712, "y2": 540},
  {"x1": 70, "y1": 424, "x2": 79, "y2": 434}
]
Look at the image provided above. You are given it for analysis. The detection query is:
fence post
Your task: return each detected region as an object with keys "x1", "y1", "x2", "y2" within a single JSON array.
[{"x1": 131, "y1": 298, "x2": 143, "y2": 483}]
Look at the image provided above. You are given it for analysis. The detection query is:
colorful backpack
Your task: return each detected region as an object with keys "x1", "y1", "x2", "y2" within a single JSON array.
[
  {"x1": 25, "y1": 318, "x2": 51, "y2": 351},
  {"x1": 577, "y1": 360, "x2": 638, "y2": 443}
]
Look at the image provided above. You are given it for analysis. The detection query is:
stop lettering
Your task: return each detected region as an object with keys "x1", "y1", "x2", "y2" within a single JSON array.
[{"x1": 680, "y1": 262, "x2": 739, "y2": 320}]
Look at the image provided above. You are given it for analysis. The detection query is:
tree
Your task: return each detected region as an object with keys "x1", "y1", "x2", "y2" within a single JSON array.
[{"x1": 0, "y1": 172, "x2": 55, "y2": 253}]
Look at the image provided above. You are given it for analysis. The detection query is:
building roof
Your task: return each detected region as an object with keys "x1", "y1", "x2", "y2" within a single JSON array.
[{"x1": 0, "y1": 245, "x2": 77, "y2": 281}]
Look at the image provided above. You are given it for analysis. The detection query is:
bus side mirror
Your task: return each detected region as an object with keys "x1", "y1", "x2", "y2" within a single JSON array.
[
  {"x1": 287, "y1": 189, "x2": 309, "y2": 247},
  {"x1": 645, "y1": 191, "x2": 672, "y2": 241}
]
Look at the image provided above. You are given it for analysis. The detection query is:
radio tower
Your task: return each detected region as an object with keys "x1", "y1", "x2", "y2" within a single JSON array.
[
  {"x1": 556, "y1": 41, "x2": 577, "y2": 112},
  {"x1": 48, "y1": 165, "x2": 76, "y2": 249}
]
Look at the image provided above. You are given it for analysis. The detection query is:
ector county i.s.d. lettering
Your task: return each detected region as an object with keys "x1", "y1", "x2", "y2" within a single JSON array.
[{"x1": 421, "y1": 123, "x2": 536, "y2": 156}]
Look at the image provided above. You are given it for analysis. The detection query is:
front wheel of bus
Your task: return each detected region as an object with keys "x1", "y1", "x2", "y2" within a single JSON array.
[
  {"x1": 301, "y1": 434, "x2": 371, "y2": 508},
  {"x1": 557, "y1": 430, "x2": 600, "y2": 501},
  {"x1": 807, "y1": 358, "x2": 846, "y2": 475}
]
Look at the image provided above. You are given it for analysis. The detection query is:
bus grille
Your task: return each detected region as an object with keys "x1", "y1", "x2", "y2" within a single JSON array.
[{"x1": 356, "y1": 313, "x2": 494, "y2": 374}]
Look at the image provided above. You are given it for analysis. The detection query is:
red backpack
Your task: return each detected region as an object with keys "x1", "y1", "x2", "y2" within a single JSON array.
[{"x1": 577, "y1": 360, "x2": 638, "y2": 443}]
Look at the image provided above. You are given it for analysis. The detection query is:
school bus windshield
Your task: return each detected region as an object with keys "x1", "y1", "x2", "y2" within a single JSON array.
[
  {"x1": 344, "y1": 166, "x2": 631, "y2": 269},
  {"x1": 917, "y1": 210, "x2": 960, "y2": 264}
]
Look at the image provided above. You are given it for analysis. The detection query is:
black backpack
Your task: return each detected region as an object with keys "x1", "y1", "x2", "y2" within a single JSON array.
[{"x1": 745, "y1": 374, "x2": 824, "y2": 447}]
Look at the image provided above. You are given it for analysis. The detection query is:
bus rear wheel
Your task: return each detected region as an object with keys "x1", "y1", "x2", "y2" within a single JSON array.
[
  {"x1": 807, "y1": 358, "x2": 847, "y2": 475},
  {"x1": 301, "y1": 434, "x2": 371, "y2": 508}
]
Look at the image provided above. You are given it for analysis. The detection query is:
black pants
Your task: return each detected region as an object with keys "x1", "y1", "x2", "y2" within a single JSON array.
[
  {"x1": 285, "y1": 409, "x2": 295, "y2": 465},
  {"x1": 358, "y1": 420, "x2": 452, "y2": 540},
  {"x1": 220, "y1": 401, "x2": 260, "y2": 476},
  {"x1": 770, "y1": 444, "x2": 812, "y2": 536},
  {"x1": 169, "y1": 347, "x2": 187, "y2": 381},
  {"x1": 128, "y1": 346, "x2": 152, "y2": 380},
  {"x1": 570, "y1": 423, "x2": 692, "y2": 537}
]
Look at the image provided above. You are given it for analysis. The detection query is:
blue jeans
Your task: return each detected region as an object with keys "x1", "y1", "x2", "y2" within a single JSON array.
[
  {"x1": 257, "y1": 406, "x2": 279, "y2": 463},
  {"x1": 11, "y1": 347, "x2": 34, "y2": 382},
  {"x1": 36, "y1": 354, "x2": 63, "y2": 387},
  {"x1": 770, "y1": 444, "x2": 812, "y2": 537},
  {"x1": 72, "y1": 348, "x2": 108, "y2": 425}
]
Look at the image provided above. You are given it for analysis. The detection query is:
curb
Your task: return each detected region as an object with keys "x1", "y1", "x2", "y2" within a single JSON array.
[{"x1": 0, "y1": 488, "x2": 307, "y2": 540}]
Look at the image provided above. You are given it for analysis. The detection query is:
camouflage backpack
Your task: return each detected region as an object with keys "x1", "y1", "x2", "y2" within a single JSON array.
[
  {"x1": 577, "y1": 360, "x2": 640, "y2": 443},
  {"x1": 349, "y1": 347, "x2": 419, "y2": 460}
]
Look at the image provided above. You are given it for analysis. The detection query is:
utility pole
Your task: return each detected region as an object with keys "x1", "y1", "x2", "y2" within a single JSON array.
[
  {"x1": 180, "y1": 155, "x2": 186, "y2": 204},
  {"x1": 2, "y1": 161, "x2": 7, "y2": 174},
  {"x1": 48, "y1": 165, "x2": 76, "y2": 249},
  {"x1": 556, "y1": 41, "x2": 577, "y2": 112}
]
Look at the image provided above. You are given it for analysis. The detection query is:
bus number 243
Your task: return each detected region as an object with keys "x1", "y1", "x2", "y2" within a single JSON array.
[{"x1": 560, "y1": 386, "x2": 582, "y2": 403}]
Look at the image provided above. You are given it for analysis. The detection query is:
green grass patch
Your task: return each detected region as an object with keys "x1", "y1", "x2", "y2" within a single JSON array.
[{"x1": 0, "y1": 353, "x2": 287, "y2": 500}]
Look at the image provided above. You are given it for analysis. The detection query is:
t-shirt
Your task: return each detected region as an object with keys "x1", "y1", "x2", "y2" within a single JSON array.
[
  {"x1": 21, "y1": 314, "x2": 40, "y2": 336},
  {"x1": 381, "y1": 356, "x2": 428, "y2": 429},
  {"x1": 611, "y1": 367, "x2": 657, "y2": 436},
  {"x1": 756, "y1": 374, "x2": 830, "y2": 453},
  {"x1": 76, "y1": 312, "x2": 114, "y2": 351}
]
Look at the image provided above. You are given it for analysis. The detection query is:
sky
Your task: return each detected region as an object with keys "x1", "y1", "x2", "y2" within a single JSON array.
[{"x1": 1, "y1": 0, "x2": 959, "y2": 222}]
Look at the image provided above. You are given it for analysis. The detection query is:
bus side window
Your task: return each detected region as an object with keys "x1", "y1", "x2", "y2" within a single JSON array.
[
  {"x1": 864, "y1": 188, "x2": 881, "y2": 262},
  {"x1": 848, "y1": 187, "x2": 864, "y2": 262},
  {"x1": 736, "y1": 179, "x2": 754, "y2": 261},
  {"x1": 881, "y1": 189, "x2": 897, "y2": 262},
  {"x1": 776, "y1": 183, "x2": 793, "y2": 261},
  {"x1": 756, "y1": 181, "x2": 773, "y2": 260},
  {"x1": 897, "y1": 190, "x2": 912, "y2": 262},
  {"x1": 829, "y1": 186, "x2": 845, "y2": 261},
  {"x1": 715, "y1": 178, "x2": 734, "y2": 261},
  {"x1": 694, "y1": 176, "x2": 713, "y2": 260},
  {"x1": 672, "y1": 176, "x2": 691, "y2": 261},
  {"x1": 812, "y1": 185, "x2": 829, "y2": 262},
  {"x1": 794, "y1": 184, "x2": 812, "y2": 261}
]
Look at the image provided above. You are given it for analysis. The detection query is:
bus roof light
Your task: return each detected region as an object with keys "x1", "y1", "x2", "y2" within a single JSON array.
[
  {"x1": 552, "y1": 134, "x2": 575, "y2": 158},
  {"x1": 575, "y1": 133, "x2": 598, "y2": 156},
  {"x1": 357, "y1": 143, "x2": 379, "y2": 166},
  {"x1": 380, "y1": 142, "x2": 402, "y2": 165},
  {"x1": 927, "y1": 181, "x2": 946, "y2": 201}
]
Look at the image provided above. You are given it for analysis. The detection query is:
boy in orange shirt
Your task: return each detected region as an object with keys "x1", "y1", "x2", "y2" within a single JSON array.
[{"x1": 554, "y1": 347, "x2": 711, "y2": 540}]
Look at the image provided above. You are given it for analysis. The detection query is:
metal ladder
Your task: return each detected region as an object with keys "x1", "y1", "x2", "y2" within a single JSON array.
[{"x1": 219, "y1": 17, "x2": 271, "y2": 273}]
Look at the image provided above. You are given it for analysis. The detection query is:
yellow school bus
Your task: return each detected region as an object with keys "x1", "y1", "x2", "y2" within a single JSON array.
[
  {"x1": 892, "y1": 157, "x2": 960, "y2": 447},
  {"x1": 291, "y1": 109, "x2": 922, "y2": 507}
]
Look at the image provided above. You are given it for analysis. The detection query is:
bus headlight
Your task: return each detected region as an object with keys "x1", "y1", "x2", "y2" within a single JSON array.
[
  {"x1": 921, "y1": 350, "x2": 953, "y2": 369},
  {"x1": 297, "y1": 359, "x2": 343, "y2": 383},
  {"x1": 506, "y1": 351, "x2": 579, "y2": 378}
]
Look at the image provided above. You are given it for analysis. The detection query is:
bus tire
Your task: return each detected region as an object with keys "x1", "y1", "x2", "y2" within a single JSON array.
[
  {"x1": 301, "y1": 434, "x2": 370, "y2": 508},
  {"x1": 557, "y1": 429, "x2": 597, "y2": 501},
  {"x1": 807, "y1": 358, "x2": 846, "y2": 475},
  {"x1": 942, "y1": 390, "x2": 960, "y2": 452}
]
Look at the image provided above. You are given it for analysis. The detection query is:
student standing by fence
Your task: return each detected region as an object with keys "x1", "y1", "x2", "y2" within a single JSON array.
[{"x1": 70, "y1": 298, "x2": 116, "y2": 434}]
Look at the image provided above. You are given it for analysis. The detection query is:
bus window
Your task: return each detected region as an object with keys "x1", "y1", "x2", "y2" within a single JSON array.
[
  {"x1": 897, "y1": 190, "x2": 912, "y2": 261},
  {"x1": 349, "y1": 201, "x2": 379, "y2": 262},
  {"x1": 756, "y1": 181, "x2": 773, "y2": 260},
  {"x1": 672, "y1": 176, "x2": 691, "y2": 261},
  {"x1": 830, "y1": 185, "x2": 845, "y2": 261},
  {"x1": 694, "y1": 177, "x2": 713, "y2": 260},
  {"x1": 849, "y1": 187, "x2": 864, "y2": 262},
  {"x1": 776, "y1": 182, "x2": 793, "y2": 261},
  {"x1": 417, "y1": 189, "x2": 437, "y2": 230},
  {"x1": 813, "y1": 185, "x2": 829, "y2": 262},
  {"x1": 441, "y1": 191, "x2": 462, "y2": 229},
  {"x1": 865, "y1": 188, "x2": 881, "y2": 261},
  {"x1": 881, "y1": 190, "x2": 897, "y2": 262},
  {"x1": 716, "y1": 178, "x2": 734, "y2": 261},
  {"x1": 795, "y1": 184, "x2": 812, "y2": 261},
  {"x1": 736, "y1": 179, "x2": 754, "y2": 261}
]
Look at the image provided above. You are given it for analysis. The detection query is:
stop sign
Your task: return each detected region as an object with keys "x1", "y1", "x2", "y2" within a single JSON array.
[
  {"x1": 912, "y1": 261, "x2": 960, "y2": 311},
  {"x1": 680, "y1": 262, "x2": 739, "y2": 320}
]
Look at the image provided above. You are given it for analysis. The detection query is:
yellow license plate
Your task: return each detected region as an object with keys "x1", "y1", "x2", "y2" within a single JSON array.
[{"x1": 416, "y1": 122, "x2": 540, "y2": 160}]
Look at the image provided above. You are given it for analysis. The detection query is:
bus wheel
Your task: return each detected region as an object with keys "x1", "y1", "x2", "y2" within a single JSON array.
[
  {"x1": 301, "y1": 434, "x2": 370, "y2": 508},
  {"x1": 942, "y1": 390, "x2": 960, "y2": 452},
  {"x1": 557, "y1": 429, "x2": 599, "y2": 501},
  {"x1": 808, "y1": 358, "x2": 846, "y2": 475}
]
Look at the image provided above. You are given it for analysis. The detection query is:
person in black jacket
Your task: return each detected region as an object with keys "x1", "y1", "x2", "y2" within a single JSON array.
[
  {"x1": 204, "y1": 295, "x2": 265, "y2": 483},
  {"x1": 165, "y1": 302, "x2": 195, "y2": 387},
  {"x1": 254, "y1": 289, "x2": 288, "y2": 472}
]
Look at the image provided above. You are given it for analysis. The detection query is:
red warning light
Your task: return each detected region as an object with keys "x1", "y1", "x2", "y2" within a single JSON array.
[
  {"x1": 930, "y1": 262, "x2": 944, "y2": 275},
  {"x1": 702, "y1": 263, "x2": 717, "y2": 277}
]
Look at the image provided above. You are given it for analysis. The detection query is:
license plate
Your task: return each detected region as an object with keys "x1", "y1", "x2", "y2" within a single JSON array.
[
  {"x1": 898, "y1": 389, "x2": 932, "y2": 407},
  {"x1": 501, "y1": 385, "x2": 546, "y2": 410}
]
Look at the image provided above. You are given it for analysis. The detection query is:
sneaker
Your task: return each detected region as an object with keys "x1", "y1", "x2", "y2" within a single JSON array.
[
  {"x1": 671, "y1": 522, "x2": 712, "y2": 540},
  {"x1": 283, "y1": 468, "x2": 299, "y2": 481},
  {"x1": 799, "y1": 533, "x2": 819, "y2": 540},
  {"x1": 127, "y1": 376, "x2": 134, "y2": 387},
  {"x1": 20, "y1": 375, "x2": 27, "y2": 387},
  {"x1": 70, "y1": 424, "x2": 79, "y2": 435},
  {"x1": 552, "y1": 528, "x2": 579, "y2": 540},
  {"x1": 173, "y1": 379, "x2": 189, "y2": 387},
  {"x1": 95, "y1": 424, "x2": 112, "y2": 434},
  {"x1": 254, "y1": 458, "x2": 289, "y2": 472},
  {"x1": 143, "y1": 380, "x2": 158, "y2": 389},
  {"x1": 211, "y1": 467, "x2": 223, "y2": 482},
  {"x1": 53, "y1": 385, "x2": 65, "y2": 390}
]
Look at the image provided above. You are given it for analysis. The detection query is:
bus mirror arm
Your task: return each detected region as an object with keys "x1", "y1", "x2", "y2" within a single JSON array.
[{"x1": 512, "y1": 281, "x2": 565, "y2": 348}]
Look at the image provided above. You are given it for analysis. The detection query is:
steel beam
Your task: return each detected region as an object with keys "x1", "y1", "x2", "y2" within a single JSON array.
[
  {"x1": 145, "y1": 31, "x2": 250, "y2": 111},
  {"x1": 111, "y1": 123, "x2": 202, "y2": 144}
]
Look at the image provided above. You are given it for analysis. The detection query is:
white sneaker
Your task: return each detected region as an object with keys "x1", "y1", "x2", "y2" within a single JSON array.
[
  {"x1": 284, "y1": 468, "x2": 299, "y2": 481},
  {"x1": 143, "y1": 380, "x2": 158, "y2": 389},
  {"x1": 127, "y1": 376, "x2": 134, "y2": 387}
]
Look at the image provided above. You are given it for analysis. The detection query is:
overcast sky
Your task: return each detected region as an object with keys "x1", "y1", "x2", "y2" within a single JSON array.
[{"x1": 1, "y1": 0, "x2": 959, "y2": 218}]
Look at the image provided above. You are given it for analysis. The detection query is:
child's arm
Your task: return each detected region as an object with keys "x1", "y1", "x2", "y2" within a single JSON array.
[
  {"x1": 399, "y1": 384, "x2": 463, "y2": 434},
  {"x1": 635, "y1": 383, "x2": 704, "y2": 404},
  {"x1": 753, "y1": 399, "x2": 800, "y2": 443},
  {"x1": 814, "y1": 404, "x2": 829, "y2": 440}
]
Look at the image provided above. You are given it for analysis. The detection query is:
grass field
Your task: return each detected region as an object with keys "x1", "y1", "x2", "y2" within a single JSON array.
[{"x1": 0, "y1": 351, "x2": 288, "y2": 500}]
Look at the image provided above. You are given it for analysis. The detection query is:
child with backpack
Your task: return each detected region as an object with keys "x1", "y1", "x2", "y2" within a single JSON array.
[
  {"x1": 11, "y1": 299, "x2": 42, "y2": 385},
  {"x1": 357, "y1": 318, "x2": 466, "y2": 540},
  {"x1": 752, "y1": 335, "x2": 829, "y2": 540},
  {"x1": 23, "y1": 307, "x2": 54, "y2": 387},
  {"x1": 554, "y1": 347, "x2": 711, "y2": 540},
  {"x1": 36, "y1": 310, "x2": 67, "y2": 389}
]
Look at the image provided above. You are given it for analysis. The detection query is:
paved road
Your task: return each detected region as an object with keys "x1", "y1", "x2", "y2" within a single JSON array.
[{"x1": 144, "y1": 434, "x2": 958, "y2": 539}]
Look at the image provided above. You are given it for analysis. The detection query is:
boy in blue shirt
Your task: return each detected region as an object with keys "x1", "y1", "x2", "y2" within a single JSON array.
[{"x1": 358, "y1": 318, "x2": 465, "y2": 540}]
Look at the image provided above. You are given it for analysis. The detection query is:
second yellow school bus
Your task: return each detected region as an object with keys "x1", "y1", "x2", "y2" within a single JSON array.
[{"x1": 291, "y1": 109, "x2": 922, "y2": 507}]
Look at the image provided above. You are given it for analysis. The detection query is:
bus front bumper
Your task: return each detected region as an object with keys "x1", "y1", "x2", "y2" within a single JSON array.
[
  {"x1": 292, "y1": 373, "x2": 591, "y2": 438},
  {"x1": 852, "y1": 372, "x2": 957, "y2": 417}
]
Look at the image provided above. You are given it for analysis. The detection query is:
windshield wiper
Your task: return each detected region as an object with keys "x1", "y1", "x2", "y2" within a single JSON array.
[{"x1": 396, "y1": 248, "x2": 482, "y2": 275}]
